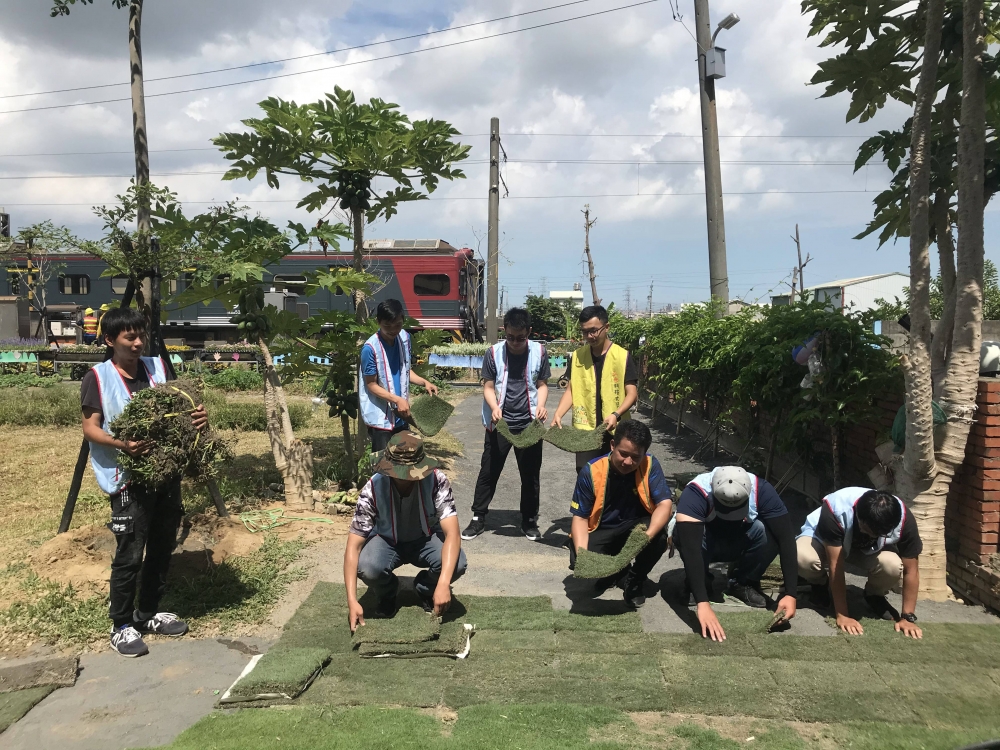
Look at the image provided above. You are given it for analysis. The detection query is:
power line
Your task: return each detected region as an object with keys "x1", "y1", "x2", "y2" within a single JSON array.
[
  {"x1": 1, "y1": 0, "x2": 607, "y2": 101},
  {"x1": 0, "y1": 0, "x2": 659, "y2": 115}
]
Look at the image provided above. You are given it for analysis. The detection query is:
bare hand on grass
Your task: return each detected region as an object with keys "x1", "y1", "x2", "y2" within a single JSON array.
[
  {"x1": 348, "y1": 601, "x2": 365, "y2": 633},
  {"x1": 697, "y1": 602, "x2": 726, "y2": 642},
  {"x1": 836, "y1": 614, "x2": 864, "y2": 635},
  {"x1": 775, "y1": 595, "x2": 797, "y2": 623},
  {"x1": 191, "y1": 404, "x2": 208, "y2": 431},
  {"x1": 433, "y1": 584, "x2": 452, "y2": 616},
  {"x1": 894, "y1": 619, "x2": 922, "y2": 639}
]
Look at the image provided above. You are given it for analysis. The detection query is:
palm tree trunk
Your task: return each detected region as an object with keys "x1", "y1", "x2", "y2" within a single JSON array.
[{"x1": 351, "y1": 206, "x2": 369, "y2": 323}]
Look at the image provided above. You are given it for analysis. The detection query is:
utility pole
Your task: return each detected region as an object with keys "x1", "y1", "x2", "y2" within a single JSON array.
[
  {"x1": 647, "y1": 282, "x2": 654, "y2": 317},
  {"x1": 486, "y1": 117, "x2": 500, "y2": 344},
  {"x1": 791, "y1": 223, "x2": 812, "y2": 301},
  {"x1": 695, "y1": 0, "x2": 731, "y2": 312},
  {"x1": 624, "y1": 286, "x2": 632, "y2": 318},
  {"x1": 582, "y1": 204, "x2": 601, "y2": 305}
]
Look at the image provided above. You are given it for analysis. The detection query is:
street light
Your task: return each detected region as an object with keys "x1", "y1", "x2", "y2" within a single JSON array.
[{"x1": 712, "y1": 12, "x2": 740, "y2": 44}]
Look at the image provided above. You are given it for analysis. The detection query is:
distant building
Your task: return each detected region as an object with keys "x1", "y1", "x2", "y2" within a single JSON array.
[
  {"x1": 550, "y1": 283, "x2": 584, "y2": 308},
  {"x1": 772, "y1": 272, "x2": 908, "y2": 313}
]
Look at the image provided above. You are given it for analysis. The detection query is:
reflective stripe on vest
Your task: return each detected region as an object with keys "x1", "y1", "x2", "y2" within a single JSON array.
[
  {"x1": 798, "y1": 487, "x2": 906, "y2": 556},
  {"x1": 569, "y1": 342, "x2": 631, "y2": 431},
  {"x1": 369, "y1": 472, "x2": 439, "y2": 544},
  {"x1": 83, "y1": 315, "x2": 98, "y2": 335},
  {"x1": 358, "y1": 330, "x2": 411, "y2": 431},
  {"x1": 88, "y1": 356, "x2": 167, "y2": 495},
  {"x1": 482, "y1": 340, "x2": 544, "y2": 429},
  {"x1": 687, "y1": 468, "x2": 760, "y2": 523},
  {"x1": 587, "y1": 455, "x2": 655, "y2": 532}
]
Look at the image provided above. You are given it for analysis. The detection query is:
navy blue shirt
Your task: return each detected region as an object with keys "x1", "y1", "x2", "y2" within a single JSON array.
[
  {"x1": 677, "y1": 477, "x2": 787, "y2": 539},
  {"x1": 361, "y1": 333, "x2": 405, "y2": 429},
  {"x1": 571, "y1": 455, "x2": 672, "y2": 528}
]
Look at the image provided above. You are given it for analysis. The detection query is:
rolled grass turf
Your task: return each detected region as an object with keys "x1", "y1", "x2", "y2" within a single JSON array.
[
  {"x1": 573, "y1": 525, "x2": 650, "y2": 579},
  {"x1": 495, "y1": 418, "x2": 547, "y2": 448},
  {"x1": 409, "y1": 395, "x2": 455, "y2": 437},
  {"x1": 352, "y1": 606, "x2": 440, "y2": 645},
  {"x1": 543, "y1": 424, "x2": 607, "y2": 453}
]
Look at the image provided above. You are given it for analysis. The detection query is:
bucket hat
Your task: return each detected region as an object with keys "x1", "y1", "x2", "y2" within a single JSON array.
[{"x1": 374, "y1": 431, "x2": 440, "y2": 481}]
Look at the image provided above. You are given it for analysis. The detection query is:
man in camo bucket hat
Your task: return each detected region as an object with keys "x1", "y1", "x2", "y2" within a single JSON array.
[{"x1": 343, "y1": 432, "x2": 468, "y2": 632}]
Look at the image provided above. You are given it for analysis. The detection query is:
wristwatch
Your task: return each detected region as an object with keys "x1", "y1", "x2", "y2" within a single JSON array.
[
  {"x1": 900, "y1": 612, "x2": 917, "y2": 623},
  {"x1": 611, "y1": 411, "x2": 620, "y2": 420}
]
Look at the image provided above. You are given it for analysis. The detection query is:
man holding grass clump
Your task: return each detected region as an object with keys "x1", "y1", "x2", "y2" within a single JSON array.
[{"x1": 80, "y1": 307, "x2": 208, "y2": 657}]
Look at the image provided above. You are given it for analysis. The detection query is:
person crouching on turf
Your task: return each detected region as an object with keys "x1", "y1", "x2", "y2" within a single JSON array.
[
  {"x1": 463, "y1": 307, "x2": 551, "y2": 542},
  {"x1": 359, "y1": 299, "x2": 439, "y2": 453},
  {"x1": 797, "y1": 487, "x2": 923, "y2": 639},
  {"x1": 673, "y1": 467, "x2": 798, "y2": 642},
  {"x1": 344, "y1": 432, "x2": 468, "y2": 632},
  {"x1": 568, "y1": 420, "x2": 673, "y2": 609},
  {"x1": 80, "y1": 307, "x2": 208, "y2": 657}
]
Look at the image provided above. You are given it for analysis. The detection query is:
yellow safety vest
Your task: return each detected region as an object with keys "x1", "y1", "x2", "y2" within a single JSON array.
[
  {"x1": 586, "y1": 455, "x2": 655, "y2": 531},
  {"x1": 570, "y1": 342, "x2": 631, "y2": 430}
]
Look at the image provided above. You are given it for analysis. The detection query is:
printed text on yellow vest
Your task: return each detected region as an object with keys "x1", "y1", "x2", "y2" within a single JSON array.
[{"x1": 570, "y1": 342, "x2": 631, "y2": 430}]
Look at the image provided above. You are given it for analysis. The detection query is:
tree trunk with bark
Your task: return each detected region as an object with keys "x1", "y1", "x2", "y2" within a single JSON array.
[
  {"x1": 340, "y1": 413, "x2": 355, "y2": 481},
  {"x1": 259, "y1": 338, "x2": 314, "y2": 509},
  {"x1": 351, "y1": 206, "x2": 369, "y2": 323}
]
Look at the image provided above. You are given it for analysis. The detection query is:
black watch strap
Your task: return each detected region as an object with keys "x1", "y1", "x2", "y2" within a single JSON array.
[{"x1": 900, "y1": 612, "x2": 917, "y2": 623}]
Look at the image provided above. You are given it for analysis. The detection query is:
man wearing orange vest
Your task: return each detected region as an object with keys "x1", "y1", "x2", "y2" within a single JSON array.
[
  {"x1": 82, "y1": 307, "x2": 98, "y2": 344},
  {"x1": 568, "y1": 420, "x2": 673, "y2": 608}
]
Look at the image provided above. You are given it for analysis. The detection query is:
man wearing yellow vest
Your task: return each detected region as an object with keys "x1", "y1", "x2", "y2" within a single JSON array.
[
  {"x1": 569, "y1": 420, "x2": 673, "y2": 608},
  {"x1": 82, "y1": 307, "x2": 98, "y2": 344},
  {"x1": 551, "y1": 305, "x2": 639, "y2": 470}
]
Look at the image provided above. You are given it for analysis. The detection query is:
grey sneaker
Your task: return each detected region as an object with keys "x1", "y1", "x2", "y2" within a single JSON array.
[
  {"x1": 133, "y1": 611, "x2": 189, "y2": 637},
  {"x1": 461, "y1": 517, "x2": 486, "y2": 540},
  {"x1": 110, "y1": 624, "x2": 149, "y2": 657}
]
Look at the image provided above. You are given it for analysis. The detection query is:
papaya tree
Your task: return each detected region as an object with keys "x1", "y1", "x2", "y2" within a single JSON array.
[
  {"x1": 212, "y1": 86, "x2": 471, "y2": 322},
  {"x1": 803, "y1": 0, "x2": 996, "y2": 598}
]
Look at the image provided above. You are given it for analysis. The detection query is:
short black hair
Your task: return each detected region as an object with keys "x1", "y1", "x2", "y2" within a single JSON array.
[
  {"x1": 376, "y1": 299, "x2": 405, "y2": 322},
  {"x1": 578, "y1": 305, "x2": 608, "y2": 326},
  {"x1": 503, "y1": 307, "x2": 531, "y2": 331},
  {"x1": 101, "y1": 307, "x2": 147, "y2": 344},
  {"x1": 856, "y1": 489, "x2": 902, "y2": 537},
  {"x1": 612, "y1": 419, "x2": 651, "y2": 453}
]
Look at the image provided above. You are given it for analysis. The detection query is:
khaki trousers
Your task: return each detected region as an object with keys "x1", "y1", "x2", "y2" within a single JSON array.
[{"x1": 796, "y1": 535, "x2": 903, "y2": 596}]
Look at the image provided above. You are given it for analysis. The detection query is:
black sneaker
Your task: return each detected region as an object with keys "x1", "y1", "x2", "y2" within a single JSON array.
[
  {"x1": 461, "y1": 517, "x2": 486, "y2": 540},
  {"x1": 373, "y1": 592, "x2": 398, "y2": 618},
  {"x1": 864, "y1": 594, "x2": 898, "y2": 621},
  {"x1": 133, "y1": 611, "x2": 189, "y2": 637},
  {"x1": 110, "y1": 624, "x2": 149, "y2": 658},
  {"x1": 810, "y1": 583, "x2": 831, "y2": 609},
  {"x1": 726, "y1": 580, "x2": 768, "y2": 609},
  {"x1": 521, "y1": 517, "x2": 541, "y2": 541},
  {"x1": 623, "y1": 575, "x2": 648, "y2": 609}
]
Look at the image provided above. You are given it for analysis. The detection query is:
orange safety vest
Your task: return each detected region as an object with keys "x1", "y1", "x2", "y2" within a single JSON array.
[
  {"x1": 83, "y1": 314, "x2": 98, "y2": 335},
  {"x1": 586, "y1": 455, "x2": 656, "y2": 532}
]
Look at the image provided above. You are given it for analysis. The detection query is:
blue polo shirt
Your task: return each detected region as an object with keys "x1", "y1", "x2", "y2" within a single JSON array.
[{"x1": 571, "y1": 455, "x2": 672, "y2": 528}]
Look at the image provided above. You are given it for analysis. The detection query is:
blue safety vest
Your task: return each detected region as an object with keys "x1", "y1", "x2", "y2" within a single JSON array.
[
  {"x1": 89, "y1": 357, "x2": 168, "y2": 495},
  {"x1": 358, "y1": 330, "x2": 411, "y2": 431},
  {"x1": 368, "y1": 472, "x2": 439, "y2": 544},
  {"x1": 798, "y1": 487, "x2": 906, "y2": 556},
  {"x1": 687, "y1": 468, "x2": 761, "y2": 523},
  {"x1": 481, "y1": 340, "x2": 545, "y2": 429}
]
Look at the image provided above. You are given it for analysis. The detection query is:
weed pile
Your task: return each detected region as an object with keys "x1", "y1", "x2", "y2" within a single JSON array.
[
  {"x1": 409, "y1": 394, "x2": 455, "y2": 437},
  {"x1": 110, "y1": 380, "x2": 232, "y2": 488},
  {"x1": 544, "y1": 424, "x2": 607, "y2": 453},
  {"x1": 495, "y1": 419, "x2": 547, "y2": 448},
  {"x1": 574, "y1": 524, "x2": 650, "y2": 579}
]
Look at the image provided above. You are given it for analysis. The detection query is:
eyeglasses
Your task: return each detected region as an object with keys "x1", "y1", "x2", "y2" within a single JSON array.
[
  {"x1": 505, "y1": 334, "x2": 528, "y2": 343},
  {"x1": 581, "y1": 324, "x2": 607, "y2": 338}
]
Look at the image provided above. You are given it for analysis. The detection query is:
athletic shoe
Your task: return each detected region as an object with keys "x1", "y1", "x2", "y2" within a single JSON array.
[
  {"x1": 864, "y1": 594, "x2": 898, "y2": 621},
  {"x1": 461, "y1": 517, "x2": 486, "y2": 540},
  {"x1": 521, "y1": 517, "x2": 541, "y2": 541},
  {"x1": 623, "y1": 574, "x2": 648, "y2": 609},
  {"x1": 725, "y1": 580, "x2": 768, "y2": 609},
  {"x1": 110, "y1": 624, "x2": 149, "y2": 658},
  {"x1": 373, "y1": 593, "x2": 398, "y2": 618},
  {"x1": 133, "y1": 611, "x2": 189, "y2": 637},
  {"x1": 810, "y1": 583, "x2": 831, "y2": 609}
]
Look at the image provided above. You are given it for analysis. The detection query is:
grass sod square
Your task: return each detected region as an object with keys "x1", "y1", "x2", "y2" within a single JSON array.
[
  {"x1": 0, "y1": 686, "x2": 54, "y2": 733},
  {"x1": 227, "y1": 646, "x2": 332, "y2": 701},
  {"x1": 543, "y1": 424, "x2": 607, "y2": 453},
  {"x1": 837, "y1": 620, "x2": 1000, "y2": 665},
  {"x1": 474, "y1": 629, "x2": 558, "y2": 654},
  {"x1": 551, "y1": 606, "x2": 643, "y2": 634},
  {"x1": 660, "y1": 654, "x2": 789, "y2": 718},
  {"x1": 300, "y1": 653, "x2": 454, "y2": 708},
  {"x1": 409, "y1": 394, "x2": 455, "y2": 437},
  {"x1": 357, "y1": 621, "x2": 471, "y2": 657},
  {"x1": 352, "y1": 606, "x2": 440, "y2": 646},
  {"x1": 744, "y1": 632, "x2": 861, "y2": 662},
  {"x1": 573, "y1": 525, "x2": 650, "y2": 580},
  {"x1": 655, "y1": 632, "x2": 761, "y2": 659},
  {"x1": 445, "y1": 595, "x2": 556, "y2": 631},
  {"x1": 448, "y1": 703, "x2": 638, "y2": 750},
  {"x1": 495, "y1": 418, "x2": 547, "y2": 448}
]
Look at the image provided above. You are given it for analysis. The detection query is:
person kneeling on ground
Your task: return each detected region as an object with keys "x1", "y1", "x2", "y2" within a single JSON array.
[
  {"x1": 359, "y1": 299, "x2": 439, "y2": 453},
  {"x1": 344, "y1": 432, "x2": 468, "y2": 633},
  {"x1": 80, "y1": 307, "x2": 208, "y2": 658},
  {"x1": 674, "y1": 467, "x2": 798, "y2": 642},
  {"x1": 568, "y1": 420, "x2": 673, "y2": 609},
  {"x1": 797, "y1": 487, "x2": 922, "y2": 639},
  {"x1": 463, "y1": 307, "x2": 550, "y2": 542}
]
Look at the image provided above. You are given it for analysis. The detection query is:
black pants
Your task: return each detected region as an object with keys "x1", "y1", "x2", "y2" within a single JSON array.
[
  {"x1": 471, "y1": 427, "x2": 543, "y2": 521},
  {"x1": 108, "y1": 481, "x2": 183, "y2": 627},
  {"x1": 569, "y1": 518, "x2": 669, "y2": 581},
  {"x1": 368, "y1": 423, "x2": 408, "y2": 453}
]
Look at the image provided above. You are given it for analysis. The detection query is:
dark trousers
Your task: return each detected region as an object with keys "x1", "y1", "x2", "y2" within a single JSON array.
[
  {"x1": 357, "y1": 532, "x2": 468, "y2": 602},
  {"x1": 569, "y1": 518, "x2": 669, "y2": 581},
  {"x1": 676, "y1": 519, "x2": 778, "y2": 587},
  {"x1": 108, "y1": 481, "x2": 183, "y2": 627},
  {"x1": 471, "y1": 427, "x2": 543, "y2": 521},
  {"x1": 368, "y1": 423, "x2": 408, "y2": 453}
]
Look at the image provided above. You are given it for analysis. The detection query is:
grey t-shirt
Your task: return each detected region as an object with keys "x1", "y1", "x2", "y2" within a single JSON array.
[{"x1": 482, "y1": 344, "x2": 551, "y2": 430}]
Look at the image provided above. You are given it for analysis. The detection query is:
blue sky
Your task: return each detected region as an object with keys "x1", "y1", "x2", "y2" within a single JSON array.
[{"x1": 0, "y1": 0, "x2": 994, "y2": 310}]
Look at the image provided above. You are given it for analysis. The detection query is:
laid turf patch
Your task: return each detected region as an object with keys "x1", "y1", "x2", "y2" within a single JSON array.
[
  {"x1": 573, "y1": 525, "x2": 650, "y2": 580},
  {"x1": 655, "y1": 632, "x2": 761, "y2": 659},
  {"x1": 358, "y1": 622, "x2": 473, "y2": 658},
  {"x1": 409, "y1": 395, "x2": 455, "y2": 437},
  {"x1": 495, "y1": 418, "x2": 547, "y2": 448},
  {"x1": 352, "y1": 606, "x2": 440, "y2": 645},
  {"x1": 714, "y1": 610, "x2": 783, "y2": 636},
  {"x1": 543, "y1": 424, "x2": 607, "y2": 453},
  {"x1": 552, "y1": 607, "x2": 643, "y2": 633},
  {"x1": 225, "y1": 646, "x2": 331, "y2": 702},
  {"x1": 448, "y1": 703, "x2": 634, "y2": 750},
  {"x1": 660, "y1": 654, "x2": 779, "y2": 718},
  {"x1": 745, "y1": 632, "x2": 860, "y2": 662},
  {"x1": 474, "y1": 629, "x2": 558, "y2": 654},
  {"x1": 447, "y1": 595, "x2": 556, "y2": 631},
  {"x1": 301, "y1": 654, "x2": 454, "y2": 708},
  {"x1": 0, "y1": 686, "x2": 54, "y2": 733}
]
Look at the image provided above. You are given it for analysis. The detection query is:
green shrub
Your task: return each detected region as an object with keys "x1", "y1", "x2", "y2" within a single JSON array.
[
  {"x1": 202, "y1": 367, "x2": 264, "y2": 392},
  {"x1": 0, "y1": 373, "x2": 62, "y2": 389},
  {"x1": 0, "y1": 386, "x2": 80, "y2": 426},
  {"x1": 205, "y1": 392, "x2": 310, "y2": 432}
]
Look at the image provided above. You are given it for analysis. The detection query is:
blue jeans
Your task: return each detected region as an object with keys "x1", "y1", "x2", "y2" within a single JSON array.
[
  {"x1": 694, "y1": 519, "x2": 778, "y2": 585},
  {"x1": 357, "y1": 532, "x2": 468, "y2": 602}
]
